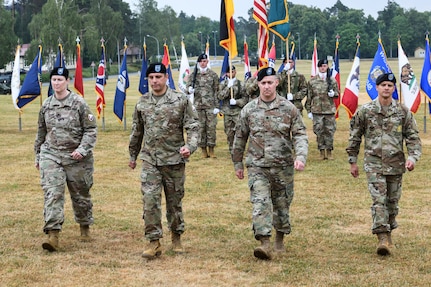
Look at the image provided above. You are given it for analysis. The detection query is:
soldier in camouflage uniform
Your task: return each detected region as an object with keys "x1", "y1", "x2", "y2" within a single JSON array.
[
  {"x1": 346, "y1": 73, "x2": 421, "y2": 256},
  {"x1": 129, "y1": 63, "x2": 200, "y2": 259},
  {"x1": 305, "y1": 59, "x2": 339, "y2": 160},
  {"x1": 34, "y1": 67, "x2": 97, "y2": 252},
  {"x1": 217, "y1": 66, "x2": 249, "y2": 154},
  {"x1": 232, "y1": 67, "x2": 308, "y2": 260},
  {"x1": 186, "y1": 54, "x2": 219, "y2": 158},
  {"x1": 277, "y1": 57, "x2": 308, "y2": 115}
]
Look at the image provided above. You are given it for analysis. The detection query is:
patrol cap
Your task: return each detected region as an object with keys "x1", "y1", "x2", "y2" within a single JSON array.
[
  {"x1": 257, "y1": 67, "x2": 276, "y2": 81},
  {"x1": 317, "y1": 59, "x2": 328, "y2": 67},
  {"x1": 376, "y1": 73, "x2": 397, "y2": 85},
  {"x1": 197, "y1": 53, "x2": 208, "y2": 62},
  {"x1": 50, "y1": 67, "x2": 69, "y2": 79},
  {"x1": 146, "y1": 63, "x2": 167, "y2": 76}
]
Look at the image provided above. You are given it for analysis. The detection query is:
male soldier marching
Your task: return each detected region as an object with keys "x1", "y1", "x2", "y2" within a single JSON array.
[
  {"x1": 217, "y1": 65, "x2": 249, "y2": 154},
  {"x1": 186, "y1": 53, "x2": 220, "y2": 158},
  {"x1": 277, "y1": 57, "x2": 308, "y2": 115},
  {"x1": 232, "y1": 67, "x2": 308, "y2": 260},
  {"x1": 305, "y1": 59, "x2": 339, "y2": 160},
  {"x1": 346, "y1": 73, "x2": 421, "y2": 256},
  {"x1": 129, "y1": 63, "x2": 200, "y2": 259}
]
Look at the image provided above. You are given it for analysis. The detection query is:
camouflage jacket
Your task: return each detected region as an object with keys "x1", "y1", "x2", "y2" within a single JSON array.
[
  {"x1": 34, "y1": 91, "x2": 97, "y2": 164},
  {"x1": 305, "y1": 76, "x2": 339, "y2": 114},
  {"x1": 277, "y1": 70, "x2": 308, "y2": 101},
  {"x1": 244, "y1": 77, "x2": 260, "y2": 100},
  {"x1": 186, "y1": 68, "x2": 219, "y2": 110},
  {"x1": 129, "y1": 88, "x2": 200, "y2": 166},
  {"x1": 217, "y1": 78, "x2": 249, "y2": 115},
  {"x1": 232, "y1": 95, "x2": 308, "y2": 170},
  {"x1": 346, "y1": 99, "x2": 421, "y2": 174}
]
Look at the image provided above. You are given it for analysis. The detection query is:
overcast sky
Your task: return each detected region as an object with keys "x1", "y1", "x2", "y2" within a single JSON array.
[{"x1": 124, "y1": 0, "x2": 430, "y2": 20}]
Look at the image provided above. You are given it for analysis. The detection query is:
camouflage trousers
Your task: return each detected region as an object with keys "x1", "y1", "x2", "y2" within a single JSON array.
[
  {"x1": 197, "y1": 108, "x2": 218, "y2": 147},
  {"x1": 39, "y1": 152, "x2": 94, "y2": 233},
  {"x1": 247, "y1": 166, "x2": 294, "y2": 240},
  {"x1": 140, "y1": 161, "x2": 186, "y2": 241},
  {"x1": 223, "y1": 111, "x2": 240, "y2": 154},
  {"x1": 312, "y1": 114, "x2": 336, "y2": 150},
  {"x1": 366, "y1": 172, "x2": 402, "y2": 234}
]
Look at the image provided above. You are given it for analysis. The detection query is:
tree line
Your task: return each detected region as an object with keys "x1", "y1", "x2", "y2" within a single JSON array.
[{"x1": 1, "y1": 0, "x2": 430, "y2": 71}]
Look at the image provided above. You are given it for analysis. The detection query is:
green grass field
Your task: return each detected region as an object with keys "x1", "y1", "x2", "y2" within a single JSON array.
[{"x1": 1, "y1": 59, "x2": 431, "y2": 286}]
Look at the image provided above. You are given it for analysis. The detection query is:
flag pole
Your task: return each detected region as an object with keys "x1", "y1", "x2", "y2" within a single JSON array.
[{"x1": 286, "y1": 33, "x2": 290, "y2": 94}]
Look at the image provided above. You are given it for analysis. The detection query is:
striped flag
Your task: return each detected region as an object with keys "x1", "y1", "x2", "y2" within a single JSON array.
[
  {"x1": 398, "y1": 39, "x2": 421, "y2": 113},
  {"x1": 253, "y1": 0, "x2": 268, "y2": 68},
  {"x1": 311, "y1": 35, "x2": 318, "y2": 77},
  {"x1": 95, "y1": 44, "x2": 106, "y2": 119},
  {"x1": 331, "y1": 38, "x2": 341, "y2": 119},
  {"x1": 162, "y1": 43, "x2": 176, "y2": 90},
  {"x1": 113, "y1": 45, "x2": 129, "y2": 121},
  {"x1": 74, "y1": 41, "x2": 84, "y2": 97},
  {"x1": 341, "y1": 41, "x2": 360, "y2": 119},
  {"x1": 17, "y1": 45, "x2": 42, "y2": 109},
  {"x1": 219, "y1": 0, "x2": 237, "y2": 59}
]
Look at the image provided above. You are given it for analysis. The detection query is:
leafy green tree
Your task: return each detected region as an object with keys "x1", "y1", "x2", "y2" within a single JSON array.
[{"x1": 0, "y1": 0, "x2": 18, "y2": 69}]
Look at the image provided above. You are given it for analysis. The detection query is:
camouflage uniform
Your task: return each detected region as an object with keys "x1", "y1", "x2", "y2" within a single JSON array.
[
  {"x1": 186, "y1": 67, "x2": 219, "y2": 148},
  {"x1": 218, "y1": 77, "x2": 249, "y2": 154},
  {"x1": 244, "y1": 77, "x2": 260, "y2": 100},
  {"x1": 129, "y1": 88, "x2": 200, "y2": 241},
  {"x1": 34, "y1": 92, "x2": 97, "y2": 233},
  {"x1": 305, "y1": 75, "x2": 339, "y2": 150},
  {"x1": 346, "y1": 99, "x2": 421, "y2": 234},
  {"x1": 232, "y1": 95, "x2": 308, "y2": 239},
  {"x1": 278, "y1": 70, "x2": 308, "y2": 114}
]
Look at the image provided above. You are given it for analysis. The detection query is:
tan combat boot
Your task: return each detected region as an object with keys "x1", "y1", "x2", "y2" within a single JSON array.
[
  {"x1": 201, "y1": 147, "x2": 208, "y2": 158},
  {"x1": 208, "y1": 147, "x2": 217, "y2": 158},
  {"x1": 326, "y1": 149, "x2": 334, "y2": 160},
  {"x1": 274, "y1": 231, "x2": 285, "y2": 253},
  {"x1": 142, "y1": 240, "x2": 162, "y2": 259},
  {"x1": 254, "y1": 236, "x2": 272, "y2": 260},
  {"x1": 42, "y1": 230, "x2": 60, "y2": 252},
  {"x1": 80, "y1": 225, "x2": 91, "y2": 241},
  {"x1": 376, "y1": 233, "x2": 391, "y2": 256},
  {"x1": 320, "y1": 150, "x2": 326, "y2": 160},
  {"x1": 171, "y1": 233, "x2": 184, "y2": 254}
]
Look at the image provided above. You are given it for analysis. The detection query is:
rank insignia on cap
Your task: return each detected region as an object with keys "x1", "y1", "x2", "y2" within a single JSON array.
[
  {"x1": 57, "y1": 67, "x2": 64, "y2": 75},
  {"x1": 155, "y1": 65, "x2": 161, "y2": 73}
]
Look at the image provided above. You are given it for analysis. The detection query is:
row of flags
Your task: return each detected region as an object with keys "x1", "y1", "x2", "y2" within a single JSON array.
[{"x1": 9, "y1": 0, "x2": 431, "y2": 126}]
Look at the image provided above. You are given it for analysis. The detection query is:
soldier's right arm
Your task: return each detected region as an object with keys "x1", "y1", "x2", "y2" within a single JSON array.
[{"x1": 34, "y1": 107, "x2": 48, "y2": 165}]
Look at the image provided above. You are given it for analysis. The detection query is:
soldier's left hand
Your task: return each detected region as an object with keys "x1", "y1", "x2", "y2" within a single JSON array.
[
  {"x1": 294, "y1": 160, "x2": 305, "y2": 171},
  {"x1": 328, "y1": 89, "x2": 335, "y2": 97},
  {"x1": 229, "y1": 98, "x2": 237, "y2": 105},
  {"x1": 406, "y1": 160, "x2": 415, "y2": 171},
  {"x1": 71, "y1": 150, "x2": 83, "y2": 160},
  {"x1": 180, "y1": 146, "x2": 191, "y2": 158}
]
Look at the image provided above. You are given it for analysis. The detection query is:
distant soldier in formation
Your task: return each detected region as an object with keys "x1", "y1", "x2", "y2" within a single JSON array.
[
  {"x1": 305, "y1": 59, "x2": 339, "y2": 160},
  {"x1": 129, "y1": 63, "x2": 200, "y2": 259},
  {"x1": 217, "y1": 65, "x2": 249, "y2": 154},
  {"x1": 244, "y1": 75, "x2": 260, "y2": 100},
  {"x1": 232, "y1": 67, "x2": 308, "y2": 260},
  {"x1": 277, "y1": 57, "x2": 308, "y2": 115},
  {"x1": 346, "y1": 73, "x2": 421, "y2": 256},
  {"x1": 34, "y1": 67, "x2": 97, "y2": 252},
  {"x1": 186, "y1": 53, "x2": 220, "y2": 158}
]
